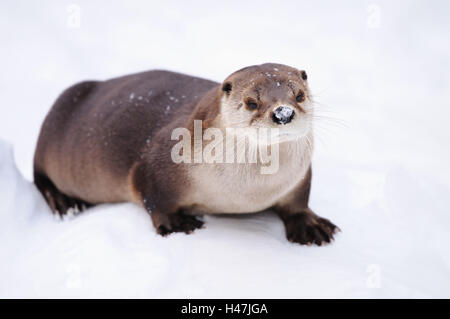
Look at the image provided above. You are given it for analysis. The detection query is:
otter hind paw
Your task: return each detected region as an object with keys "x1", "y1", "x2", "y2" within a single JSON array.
[{"x1": 153, "y1": 212, "x2": 204, "y2": 236}]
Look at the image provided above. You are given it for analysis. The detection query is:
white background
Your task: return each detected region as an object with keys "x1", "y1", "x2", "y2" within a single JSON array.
[{"x1": 0, "y1": 0, "x2": 449, "y2": 298}]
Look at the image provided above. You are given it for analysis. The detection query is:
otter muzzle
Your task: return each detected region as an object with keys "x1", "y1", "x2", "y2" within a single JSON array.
[{"x1": 272, "y1": 106, "x2": 295, "y2": 125}]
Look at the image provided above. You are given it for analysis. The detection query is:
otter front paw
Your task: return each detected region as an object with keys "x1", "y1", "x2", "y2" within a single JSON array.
[
  {"x1": 151, "y1": 211, "x2": 204, "y2": 236},
  {"x1": 283, "y1": 211, "x2": 339, "y2": 246}
]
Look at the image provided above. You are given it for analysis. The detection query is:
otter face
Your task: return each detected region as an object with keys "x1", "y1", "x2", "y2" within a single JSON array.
[{"x1": 220, "y1": 63, "x2": 312, "y2": 141}]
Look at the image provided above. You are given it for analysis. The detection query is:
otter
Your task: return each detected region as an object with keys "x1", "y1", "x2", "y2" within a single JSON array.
[{"x1": 34, "y1": 63, "x2": 339, "y2": 245}]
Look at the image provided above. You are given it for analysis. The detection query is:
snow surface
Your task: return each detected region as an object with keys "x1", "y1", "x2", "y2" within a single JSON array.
[{"x1": 1, "y1": 0, "x2": 450, "y2": 298}]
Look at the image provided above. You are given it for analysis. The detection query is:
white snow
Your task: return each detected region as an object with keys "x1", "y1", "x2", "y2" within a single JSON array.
[{"x1": 1, "y1": 0, "x2": 450, "y2": 298}]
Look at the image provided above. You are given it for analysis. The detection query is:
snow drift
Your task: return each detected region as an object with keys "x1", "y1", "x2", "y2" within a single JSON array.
[{"x1": 1, "y1": 138, "x2": 449, "y2": 298}]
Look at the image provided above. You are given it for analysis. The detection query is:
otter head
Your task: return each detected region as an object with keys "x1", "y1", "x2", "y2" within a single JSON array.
[{"x1": 220, "y1": 63, "x2": 312, "y2": 141}]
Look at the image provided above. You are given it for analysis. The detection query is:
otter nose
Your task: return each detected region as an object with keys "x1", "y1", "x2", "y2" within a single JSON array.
[{"x1": 272, "y1": 106, "x2": 295, "y2": 125}]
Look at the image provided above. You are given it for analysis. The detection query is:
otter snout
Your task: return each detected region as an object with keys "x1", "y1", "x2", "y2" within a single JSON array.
[{"x1": 272, "y1": 106, "x2": 294, "y2": 125}]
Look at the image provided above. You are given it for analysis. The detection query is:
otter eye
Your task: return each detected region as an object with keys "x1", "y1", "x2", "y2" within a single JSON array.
[
  {"x1": 247, "y1": 102, "x2": 258, "y2": 110},
  {"x1": 301, "y1": 71, "x2": 307, "y2": 80},
  {"x1": 296, "y1": 92, "x2": 304, "y2": 102}
]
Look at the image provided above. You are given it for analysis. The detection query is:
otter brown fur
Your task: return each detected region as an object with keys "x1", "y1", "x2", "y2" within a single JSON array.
[{"x1": 34, "y1": 63, "x2": 339, "y2": 245}]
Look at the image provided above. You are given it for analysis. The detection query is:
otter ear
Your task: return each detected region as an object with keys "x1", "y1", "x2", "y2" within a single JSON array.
[
  {"x1": 222, "y1": 82, "x2": 232, "y2": 95},
  {"x1": 301, "y1": 70, "x2": 307, "y2": 80}
]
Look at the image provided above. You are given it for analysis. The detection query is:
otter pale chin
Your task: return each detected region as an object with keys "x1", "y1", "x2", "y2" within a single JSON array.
[{"x1": 33, "y1": 63, "x2": 339, "y2": 246}]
